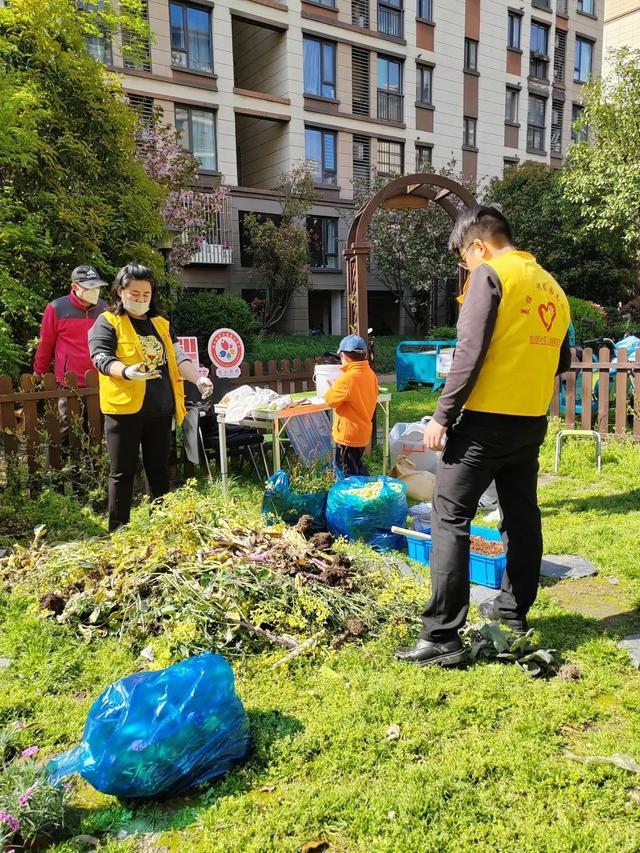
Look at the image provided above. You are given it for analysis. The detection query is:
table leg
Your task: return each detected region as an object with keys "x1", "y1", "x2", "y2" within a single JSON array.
[
  {"x1": 273, "y1": 418, "x2": 281, "y2": 472},
  {"x1": 218, "y1": 416, "x2": 229, "y2": 496},
  {"x1": 382, "y1": 400, "x2": 390, "y2": 475}
]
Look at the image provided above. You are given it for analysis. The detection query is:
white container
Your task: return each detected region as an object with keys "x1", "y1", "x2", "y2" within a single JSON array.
[
  {"x1": 314, "y1": 363, "x2": 342, "y2": 398},
  {"x1": 388, "y1": 421, "x2": 441, "y2": 473}
]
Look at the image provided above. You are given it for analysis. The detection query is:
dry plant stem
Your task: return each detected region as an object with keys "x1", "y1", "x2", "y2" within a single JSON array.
[{"x1": 272, "y1": 631, "x2": 325, "y2": 668}]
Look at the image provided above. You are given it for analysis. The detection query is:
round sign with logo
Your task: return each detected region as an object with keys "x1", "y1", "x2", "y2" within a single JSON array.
[{"x1": 208, "y1": 328, "x2": 245, "y2": 378}]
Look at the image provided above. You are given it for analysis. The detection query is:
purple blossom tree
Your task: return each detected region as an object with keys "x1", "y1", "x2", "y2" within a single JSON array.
[{"x1": 135, "y1": 107, "x2": 228, "y2": 271}]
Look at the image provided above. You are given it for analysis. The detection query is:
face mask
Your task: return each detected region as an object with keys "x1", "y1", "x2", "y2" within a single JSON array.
[
  {"x1": 75, "y1": 286, "x2": 99, "y2": 306},
  {"x1": 123, "y1": 297, "x2": 150, "y2": 316}
]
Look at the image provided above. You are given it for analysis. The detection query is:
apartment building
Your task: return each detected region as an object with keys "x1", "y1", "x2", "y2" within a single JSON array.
[
  {"x1": 603, "y1": 0, "x2": 640, "y2": 76},
  {"x1": 97, "y1": 0, "x2": 603, "y2": 334}
]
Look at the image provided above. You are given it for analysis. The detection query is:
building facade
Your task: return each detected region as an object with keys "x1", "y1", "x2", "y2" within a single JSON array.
[
  {"x1": 603, "y1": 0, "x2": 640, "y2": 76},
  {"x1": 100, "y1": 0, "x2": 603, "y2": 334}
]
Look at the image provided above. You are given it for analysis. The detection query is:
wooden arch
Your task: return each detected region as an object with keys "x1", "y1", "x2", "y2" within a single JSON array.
[{"x1": 344, "y1": 173, "x2": 477, "y2": 337}]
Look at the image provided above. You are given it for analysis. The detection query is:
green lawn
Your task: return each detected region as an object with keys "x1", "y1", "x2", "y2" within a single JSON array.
[{"x1": 2, "y1": 390, "x2": 640, "y2": 852}]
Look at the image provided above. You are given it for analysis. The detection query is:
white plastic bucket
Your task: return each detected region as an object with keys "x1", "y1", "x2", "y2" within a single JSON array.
[{"x1": 314, "y1": 364, "x2": 342, "y2": 397}]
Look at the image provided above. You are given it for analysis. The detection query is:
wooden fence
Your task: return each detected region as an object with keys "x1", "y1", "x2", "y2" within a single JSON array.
[
  {"x1": 549, "y1": 348, "x2": 640, "y2": 437},
  {"x1": 1, "y1": 350, "x2": 638, "y2": 481}
]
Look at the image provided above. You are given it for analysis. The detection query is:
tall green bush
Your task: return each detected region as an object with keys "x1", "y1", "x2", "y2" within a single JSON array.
[
  {"x1": 567, "y1": 296, "x2": 607, "y2": 343},
  {"x1": 172, "y1": 292, "x2": 259, "y2": 362}
]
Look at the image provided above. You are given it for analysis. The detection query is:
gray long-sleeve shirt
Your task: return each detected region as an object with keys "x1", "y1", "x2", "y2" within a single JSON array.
[{"x1": 433, "y1": 264, "x2": 572, "y2": 428}]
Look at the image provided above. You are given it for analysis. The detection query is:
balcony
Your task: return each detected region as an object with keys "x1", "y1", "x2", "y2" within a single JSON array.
[
  {"x1": 377, "y1": 90, "x2": 403, "y2": 122},
  {"x1": 183, "y1": 193, "x2": 233, "y2": 265}
]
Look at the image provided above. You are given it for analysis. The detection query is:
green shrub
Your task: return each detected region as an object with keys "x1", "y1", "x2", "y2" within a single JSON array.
[
  {"x1": 245, "y1": 335, "x2": 402, "y2": 374},
  {"x1": 567, "y1": 296, "x2": 607, "y2": 344},
  {"x1": 172, "y1": 292, "x2": 259, "y2": 363},
  {"x1": 428, "y1": 326, "x2": 457, "y2": 340}
]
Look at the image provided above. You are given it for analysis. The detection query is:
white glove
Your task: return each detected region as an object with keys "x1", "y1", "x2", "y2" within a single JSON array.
[
  {"x1": 196, "y1": 375, "x2": 214, "y2": 399},
  {"x1": 123, "y1": 362, "x2": 160, "y2": 381}
]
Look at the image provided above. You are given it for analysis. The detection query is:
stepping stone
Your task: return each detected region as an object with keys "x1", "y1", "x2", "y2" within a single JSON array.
[
  {"x1": 540, "y1": 555, "x2": 598, "y2": 579},
  {"x1": 388, "y1": 555, "x2": 427, "y2": 582},
  {"x1": 619, "y1": 635, "x2": 640, "y2": 669},
  {"x1": 0, "y1": 657, "x2": 12, "y2": 671},
  {"x1": 470, "y1": 585, "x2": 500, "y2": 606}
]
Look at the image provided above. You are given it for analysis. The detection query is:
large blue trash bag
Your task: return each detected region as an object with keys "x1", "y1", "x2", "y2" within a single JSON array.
[
  {"x1": 47, "y1": 653, "x2": 250, "y2": 799},
  {"x1": 261, "y1": 470, "x2": 327, "y2": 531},
  {"x1": 326, "y1": 475, "x2": 408, "y2": 552}
]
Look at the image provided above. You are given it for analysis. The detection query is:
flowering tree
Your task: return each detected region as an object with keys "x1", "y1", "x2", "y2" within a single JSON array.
[
  {"x1": 136, "y1": 109, "x2": 229, "y2": 271},
  {"x1": 243, "y1": 162, "x2": 317, "y2": 331},
  {"x1": 348, "y1": 161, "x2": 477, "y2": 334}
]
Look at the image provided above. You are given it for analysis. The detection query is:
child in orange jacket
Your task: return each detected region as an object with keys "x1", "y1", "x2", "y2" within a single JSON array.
[{"x1": 324, "y1": 335, "x2": 378, "y2": 476}]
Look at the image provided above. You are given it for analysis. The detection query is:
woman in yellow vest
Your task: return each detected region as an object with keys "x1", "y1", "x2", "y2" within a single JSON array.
[{"x1": 89, "y1": 263, "x2": 213, "y2": 531}]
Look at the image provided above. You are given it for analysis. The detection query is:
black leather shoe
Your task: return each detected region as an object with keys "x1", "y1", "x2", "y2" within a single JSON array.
[
  {"x1": 393, "y1": 638, "x2": 469, "y2": 667},
  {"x1": 479, "y1": 601, "x2": 528, "y2": 634}
]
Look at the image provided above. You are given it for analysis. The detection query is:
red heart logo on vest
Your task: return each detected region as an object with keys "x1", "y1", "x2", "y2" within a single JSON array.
[{"x1": 538, "y1": 301, "x2": 557, "y2": 332}]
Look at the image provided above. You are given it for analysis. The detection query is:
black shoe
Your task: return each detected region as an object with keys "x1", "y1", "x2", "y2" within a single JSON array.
[
  {"x1": 478, "y1": 601, "x2": 528, "y2": 635},
  {"x1": 393, "y1": 638, "x2": 469, "y2": 667}
]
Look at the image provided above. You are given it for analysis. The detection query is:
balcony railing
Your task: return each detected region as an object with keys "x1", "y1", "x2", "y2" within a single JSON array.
[
  {"x1": 377, "y1": 90, "x2": 403, "y2": 122},
  {"x1": 182, "y1": 193, "x2": 233, "y2": 265},
  {"x1": 530, "y1": 56, "x2": 549, "y2": 80},
  {"x1": 377, "y1": 5, "x2": 403, "y2": 37},
  {"x1": 527, "y1": 125, "x2": 546, "y2": 152}
]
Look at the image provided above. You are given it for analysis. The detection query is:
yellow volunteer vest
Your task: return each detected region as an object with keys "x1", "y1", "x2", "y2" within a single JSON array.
[
  {"x1": 98, "y1": 312, "x2": 187, "y2": 425},
  {"x1": 463, "y1": 251, "x2": 570, "y2": 417}
]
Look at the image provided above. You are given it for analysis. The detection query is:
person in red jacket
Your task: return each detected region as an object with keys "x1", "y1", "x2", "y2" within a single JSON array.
[{"x1": 34, "y1": 265, "x2": 108, "y2": 435}]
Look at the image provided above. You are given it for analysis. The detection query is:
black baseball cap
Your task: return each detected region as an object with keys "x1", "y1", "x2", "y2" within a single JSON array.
[{"x1": 71, "y1": 265, "x2": 107, "y2": 289}]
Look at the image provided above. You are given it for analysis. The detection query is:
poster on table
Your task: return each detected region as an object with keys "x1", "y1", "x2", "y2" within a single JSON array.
[{"x1": 208, "y1": 328, "x2": 245, "y2": 378}]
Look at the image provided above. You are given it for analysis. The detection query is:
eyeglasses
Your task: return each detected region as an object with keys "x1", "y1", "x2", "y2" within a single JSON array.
[{"x1": 458, "y1": 244, "x2": 471, "y2": 272}]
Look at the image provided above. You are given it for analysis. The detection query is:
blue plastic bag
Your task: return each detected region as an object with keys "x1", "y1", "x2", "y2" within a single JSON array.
[
  {"x1": 326, "y1": 475, "x2": 408, "y2": 552},
  {"x1": 261, "y1": 470, "x2": 327, "y2": 531},
  {"x1": 47, "y1": 653, "x2": 250, "y2": 799}
]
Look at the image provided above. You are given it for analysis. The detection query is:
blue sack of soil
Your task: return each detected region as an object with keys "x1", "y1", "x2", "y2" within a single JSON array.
[
  {"x1": 47, "y1": 653, "x2": 250, "y2": 799},
  {"x1": 261, "y1": 470, "x2": 327, "y2": 531},
  {"x1": 326, "y1": 475, "x2": 408, "y2": 552}
]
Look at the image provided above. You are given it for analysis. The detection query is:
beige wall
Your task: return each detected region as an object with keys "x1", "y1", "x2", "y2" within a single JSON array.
[{"x1": 233, "y1": 21, "x2": 288, "y2": 98}]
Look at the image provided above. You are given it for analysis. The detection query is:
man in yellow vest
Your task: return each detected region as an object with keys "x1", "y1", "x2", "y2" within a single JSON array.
[{"x1": 395, "y1": 205, "x2": 571, "y2": 667}]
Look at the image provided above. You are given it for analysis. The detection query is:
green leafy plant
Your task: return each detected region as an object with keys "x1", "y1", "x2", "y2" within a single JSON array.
[
  {"x1": 172, "y1": 292, "x2": 260, "y2": 364},
  {"x1": 464, "y1": 622, "x2": 556, "y2": 677},
  {"x1": 0, "y1": 723, "x2": 70, "y2": 849},
  {"x1": 567, "y1": 296, "x2": 608, "y2": 344}
]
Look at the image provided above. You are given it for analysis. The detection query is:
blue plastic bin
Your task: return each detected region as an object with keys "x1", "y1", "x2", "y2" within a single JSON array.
[
  {"x1": 396, "y1": 340, "x2": 457, "y2": 392},
  {"x1": 405, "y1": 525, "x2": 506, "y2": 589}
]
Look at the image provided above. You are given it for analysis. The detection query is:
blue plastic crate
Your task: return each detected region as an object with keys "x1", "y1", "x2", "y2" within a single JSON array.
[{"x1": 405, "y1": 525, "x2": 506, "y2": 589}]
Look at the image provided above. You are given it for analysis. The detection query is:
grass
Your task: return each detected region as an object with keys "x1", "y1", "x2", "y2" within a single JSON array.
[{"x1": 2, "y1": 389, "x2": 640, "y2": 851}]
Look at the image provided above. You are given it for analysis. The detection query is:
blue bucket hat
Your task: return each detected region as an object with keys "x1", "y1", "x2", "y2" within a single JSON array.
[{"x1": 337, "y1": 334, "x2": 367, "y2": 354}]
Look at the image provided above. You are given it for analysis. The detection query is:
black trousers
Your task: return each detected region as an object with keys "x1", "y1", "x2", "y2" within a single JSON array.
[
  {"x1": 420, "y1": 410, "x2": 548, "y2": 642},
  {"x1": 335, "y1": 444, "x2": 369, "y2": 477},
  {"x1": 104, "y1": 414, "x2": 173, "y2": 532}
]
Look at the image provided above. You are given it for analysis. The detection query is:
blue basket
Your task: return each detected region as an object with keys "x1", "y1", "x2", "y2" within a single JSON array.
[{"x1": 405, "y1": 525, "x2": 506, "y2": 589}]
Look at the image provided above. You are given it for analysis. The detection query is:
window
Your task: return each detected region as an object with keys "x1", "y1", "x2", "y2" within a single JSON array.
[
  {"x1": 571, "y1": 103, "x2": 588, "y2": 142},
  {"x1": 503, "y1": 158, "x2": 519, "y2": 173},
  {"x1": 239, "y1": 212, "x2": 281, "y2": 267},
  {"x1": 378, "y1": 0, "x2": 403, "y2": 38},
  {"x1": 314, "y1": 0, "x2": 336, "y2": 7},
  {"x1": 578, "y1": 0, "x2": 595, "y2": 14},
  {"x1": 464, "y1": 38, "x2": 478, "y2": 72},
  {"x1": 507, "y1": 12, "x2": 521, "y2": 50},
  {"x1": 170, "y1": 2, "x2": 213, "y2": 73},
  {"x1": 418, "y1": 0, "x2": 432, "y2": 20},
  {"x1": 175, "y1": 106, "x2": 217, "y2": 171},
  {"x1": 307, "y1": 216, "x2": 339, "y2": 269},
  {"x1": 574, "y1": 37, "x2": 593, "y2": 82},
  {"x1": 377, "y1": 56, "x2": 403, "y2": 121},
  {"x1": 505, "y1": 87, "x2": 519, "y2": 123},
  {"x1": 377, "y1": 140, "x2": 403, "y2": 175},
  {"x1": 303, "y1": 37, "x2": 336, "y2": 99},
  {"x1": 79, "y1": 1, "x2": 112, "y2": 64},
  {"x1": 530, "y1": 22, "x2": 550, "y2": 79},
  {"x1": 305, "y1": 128, "x2": 337, "y2": 184},
  {"x1": 417, "y1": 65, "x2": 433, "y2": 105},
  {"x1": 527, "y1": 95, "x2": 546, "y2": 151},
  {"x1": 415, "y1": 144, "x2": 432, "y2": 170},
  {"x1": 463, "y1": 116, "x2": 477, "y2": 148}
]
